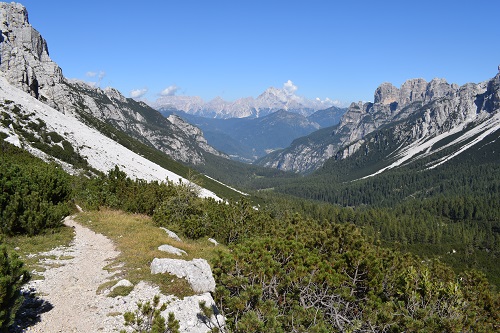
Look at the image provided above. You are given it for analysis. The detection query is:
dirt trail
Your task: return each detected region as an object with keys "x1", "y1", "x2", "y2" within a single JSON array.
[
  {"x1": 15, "y1": 215, "x2": 217, "y2": 333},
  {"x1": 23, "y1": 216, "x2": 124, "y2": 332}
]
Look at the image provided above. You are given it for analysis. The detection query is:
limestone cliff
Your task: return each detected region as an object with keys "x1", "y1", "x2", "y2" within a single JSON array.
[
  {"x1": 0, "y1": 2, "x2": 225, "y2": 165},
  {"x1": 257, "y1": 74, "x2": 496, "y2": 173}
]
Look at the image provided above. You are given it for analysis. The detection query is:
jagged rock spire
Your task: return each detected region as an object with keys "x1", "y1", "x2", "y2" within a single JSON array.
[{"x1": 0, "y1": 2, "x2": 64, "y2": 101}]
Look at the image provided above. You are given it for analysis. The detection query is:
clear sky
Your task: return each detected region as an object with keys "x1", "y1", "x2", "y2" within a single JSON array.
[{"x1": 19, "y1": 0, "x2": 500, "y2": 105}]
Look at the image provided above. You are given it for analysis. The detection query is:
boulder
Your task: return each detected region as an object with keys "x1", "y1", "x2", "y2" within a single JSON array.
[
  {"x1": 208, "y1": 238, "x2": 219, "y2": 246},
  {"x1": 150, "y1": 258, "x2": 215, "y2": 293},
  {"x1": 111, "y1": 279, "x2": 133, "y2": 291},
  {"x1": 158, "y1": 244, "x2": 187, "y2": 256},
  {"x1": 160, "y1": 227, "x2": 182, "y2": 242}
]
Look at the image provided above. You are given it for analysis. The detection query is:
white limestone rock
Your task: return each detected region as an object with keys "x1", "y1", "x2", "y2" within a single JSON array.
[
  {"x1": 111, "y1": 279, "x2": 133, "y2": 291},
  {"x1": 160, "y1": 227, "x2": 182, "y2": 242},
  {"x1": 165, "y1": 292, "x2": 225, "y2": 333},
  {"x1": 207, "y1": 238, "x2": 219, "y2": 246},
  {"x1": 150, "y1": 258, "x2": 215, "y2": 293},
  {"x1": 158, "y1": 244, "x2": 187, "y2": 256}
]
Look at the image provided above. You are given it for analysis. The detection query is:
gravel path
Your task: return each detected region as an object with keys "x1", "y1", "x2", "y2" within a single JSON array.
[
  {"x1": 17, "y1": 215, "x2": 163, "y2": 333},
  {"x1": 12, "y1": 215, "x2": 221, "y2": 333}
]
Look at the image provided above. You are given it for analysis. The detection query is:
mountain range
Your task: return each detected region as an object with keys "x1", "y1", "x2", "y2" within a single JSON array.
[
  {"x1": 151, "y1": 84, "x2": 340, "y2": 119},
  {"x1": 162, "y1": 106, "x2": 346, "y2": 162},
  {"x1": 257, "y1": 74, "x2": 500, "y2": 175},
  {"x1": 1, "y1": 1, "x2": 499, "y2": 196}
]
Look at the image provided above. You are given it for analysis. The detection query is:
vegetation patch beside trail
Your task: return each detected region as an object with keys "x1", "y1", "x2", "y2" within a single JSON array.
[
  {"x1": 4, "y1": 226, "x2": 75, "y2": 279},
  {"x1": 74, "y1": 209, "x2": 227, "y2": 298}
]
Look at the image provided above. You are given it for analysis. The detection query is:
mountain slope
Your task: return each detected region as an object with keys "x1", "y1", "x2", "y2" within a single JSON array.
[
  {"x1": 0, "y1": 75, "x2": 220, "y2": 200},
  {"x1": 307, "y1": 106, "x2": 346, "y2": 128},
  {"x1": 165, "y1": 109, "x2": 339, "y2": 161},
  {"x1": 258, "y1": 73, "x2": 499, "y2": 174},
  {"x1": 0, "y1": 2, "x2": 225, "y2": 166}
]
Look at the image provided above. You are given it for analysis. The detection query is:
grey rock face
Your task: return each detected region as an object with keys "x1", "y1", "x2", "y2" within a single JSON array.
[
  {"x1": 259, "y1": 75, "x2": 493, "y2": 173},
  {"x1": 0, "y1": 3, "x2": 225, "y2": 165},
  {"x1": 478, "y1": 73, "x2": 500, "y2": 113},
  {"x1": 374, "y1": 82, "x2": 399, "y2": 105},
  {"x1": 150, "y1": 258, "x2": 216, "y2": 293},
  {"x1": 0, "y1": 2, "x2": 64, "y2": 102},
  {"x1": 167, "y1": 115, "x2": 221, "y2": 156},
  {"x1": 399, "y1": 78, "x2": 427, "y2": 104}
]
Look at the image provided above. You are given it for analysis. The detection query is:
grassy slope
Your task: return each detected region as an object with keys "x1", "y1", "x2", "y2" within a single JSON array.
[{"x1": 74, "y1": 209, "x2": 227, "y2": 297}]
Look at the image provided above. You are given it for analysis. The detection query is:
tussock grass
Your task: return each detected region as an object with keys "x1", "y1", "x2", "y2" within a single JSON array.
[
  {"x1": 108, "y1": 285, "x2": 135, "y2": 297},
  {"x1": 74, "y1": 208, "x2": 227, "y2": 298}
]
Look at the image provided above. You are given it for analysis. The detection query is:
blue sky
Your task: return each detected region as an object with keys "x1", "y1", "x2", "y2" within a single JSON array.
[{"x1": 20, "y1": 0, "x2": 500, "y2": 105}]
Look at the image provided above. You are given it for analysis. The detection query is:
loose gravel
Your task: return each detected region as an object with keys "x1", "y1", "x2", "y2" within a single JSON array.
[{"x1": 13, "y1": 216, "x2": 166, "y2": 333}]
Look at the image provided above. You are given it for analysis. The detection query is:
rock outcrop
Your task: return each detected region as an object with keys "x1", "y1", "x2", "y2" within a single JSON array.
[
  {"x1": 0, "y1": 2, "x2": 64, "y2": 105},
  {"x1": 0, "y1": 2, "x2": 225, "y2": 165},
  {"x1": 151, "y1": 258, "x2": 216, "y2": 294},
  {"x1": 258, "y1": 75, "x2": 493, "y2": 173},
  {"x1": 158, "y1": 244, "x2": 187, "y2": 256}
]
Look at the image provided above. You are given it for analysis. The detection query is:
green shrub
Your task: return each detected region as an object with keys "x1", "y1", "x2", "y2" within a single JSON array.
[
  {"x1": 0, "y1": 245, "x2": 30, "y2": 330},
  {"x1": 212, "y1": 223, "x2": 500, "y2": 332},
  {"x1": 121, "y1": 295, "x2": 179, "y2": 333},
  {"x1": 0, "y1": 153, "x2": 72, "y2": 235}
]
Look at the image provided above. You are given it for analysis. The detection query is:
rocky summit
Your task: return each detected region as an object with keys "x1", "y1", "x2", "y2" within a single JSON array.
[
  {"x1": 257, "y1": 74, "x2": 499, "y2": 174},
  {"x1": 0, "y1": 2, "x2": 64, "y2": 104},
  {"x1": 0, "y1": 2, "x2": 224, "y2": 165}
]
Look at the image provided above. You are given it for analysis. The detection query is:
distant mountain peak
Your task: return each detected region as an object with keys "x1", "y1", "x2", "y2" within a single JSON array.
[
  {"x1": 151, "y1": 84, "x2": 340, "y2": 119},
  {"x1": 258, "y1": 72, "x2": 500, "y2": 174}
]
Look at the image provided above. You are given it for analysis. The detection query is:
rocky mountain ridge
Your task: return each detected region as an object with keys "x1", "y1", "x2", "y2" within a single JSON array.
[
  {"x1": 257, "y1": 73, "x2": 499, "y2": 174},
  {"x1": 165, "y1": 106, "x2": 346, "y2": 162},
  {"x1": 0, "y1": 2, "x2": 224, "y2": 165},
  {"x1": 152, "y1": 84, "x2": 339, "y2": 119}
]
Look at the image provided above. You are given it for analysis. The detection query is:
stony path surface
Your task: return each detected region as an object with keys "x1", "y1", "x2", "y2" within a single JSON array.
[
  {"x1": 15, "y1": 215, "x2": 220, "y2": 333},
  {"x1": 23, "y1": 216, "x2": 126, "y2": 332}
]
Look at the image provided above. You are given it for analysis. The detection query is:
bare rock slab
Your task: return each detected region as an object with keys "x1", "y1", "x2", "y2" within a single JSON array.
[
  {"x1": 158, "y1": 244, "x2": 187, "y2": 256},
  {"x1": 160, "y1": 227, "x2": 182, "y2": 242},
  {"x1": 165, "y1": 292, "x2": 225, "y2": 333},
  {"x1": 151, "y1": 258, "x2": 215, "y2": 293}
]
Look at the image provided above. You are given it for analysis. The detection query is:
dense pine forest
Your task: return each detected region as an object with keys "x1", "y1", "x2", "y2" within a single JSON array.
[{"x1": 1, "y1": 140, "x2": 499, "y2": 332}]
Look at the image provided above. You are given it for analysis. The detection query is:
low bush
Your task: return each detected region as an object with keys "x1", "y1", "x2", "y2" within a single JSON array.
[{"x1": 0, "y1": 245, "x2": 30, "y2": 330}]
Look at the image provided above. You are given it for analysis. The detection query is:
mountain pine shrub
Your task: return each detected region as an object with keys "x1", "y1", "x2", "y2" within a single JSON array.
[
  {"x1": 0, "y1": 144, "x2": 71, "y2": 235},
  {"x1": 120, "y1": 295, "x2": 179, "y2": 333},
  {"x1": 0, "y1": 245, "x2": 30, "y2": 330}
]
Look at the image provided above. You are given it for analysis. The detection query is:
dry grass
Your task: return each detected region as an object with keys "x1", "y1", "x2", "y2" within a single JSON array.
[{"x1": 74, "y1": 208, "x2": 227, "y2": 298}]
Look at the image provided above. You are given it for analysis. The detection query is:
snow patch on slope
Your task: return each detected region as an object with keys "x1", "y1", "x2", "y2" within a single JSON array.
[
  {"x1": 0, "y1": 76, "x2": 220, "y2": 200},
  {"x1": 361, "y1": 112, "x2": 500, "y2": 179}
]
